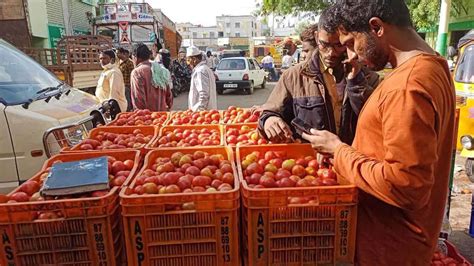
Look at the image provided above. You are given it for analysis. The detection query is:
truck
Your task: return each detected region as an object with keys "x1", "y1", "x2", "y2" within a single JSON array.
[
  {"x1": 21, "y1": 35, "x2": 113, "y2": 93},
  {"x1": 93, "y1": 1, "x2": 161, "y2": 51},
  {"x1": 0, "y1": 38, "x2": 113, "y2": 194}
]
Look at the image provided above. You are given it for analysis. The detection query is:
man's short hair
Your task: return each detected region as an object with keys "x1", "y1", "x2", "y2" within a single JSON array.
[
  {"x1": 300, "y1": 23, "x2": 318, "y2": 47},
  {"x1": 326, "y1": 0, "x2": 413, "y2": 33},
  {"x1": 132, "y1": 43, "x2": 151, "y2": 60},
  {"x1": 101, "y1": 49, "x2": 116, "y2": 59},
  {"x1": 117, "y1": 47, "x2": 129, "y2": 54}
]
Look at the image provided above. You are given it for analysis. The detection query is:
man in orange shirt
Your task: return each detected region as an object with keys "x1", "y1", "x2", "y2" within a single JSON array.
[{"x1": 303, "y1": 1, "x2": 455, "y2": 265}]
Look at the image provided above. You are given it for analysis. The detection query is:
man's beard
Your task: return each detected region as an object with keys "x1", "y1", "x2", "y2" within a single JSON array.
[{"x1": 365, "y1": 34, "x2": 389, "y2": 71}]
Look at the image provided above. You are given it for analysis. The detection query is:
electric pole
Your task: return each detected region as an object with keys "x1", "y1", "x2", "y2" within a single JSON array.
[{"x1": 435, "y1": 0, "x2": 451, "y2": 56}]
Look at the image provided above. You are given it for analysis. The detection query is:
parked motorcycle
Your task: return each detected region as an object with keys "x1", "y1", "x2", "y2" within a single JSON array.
[{"x1": 460, "y1": 135, "x2": 474, "y2": 183}]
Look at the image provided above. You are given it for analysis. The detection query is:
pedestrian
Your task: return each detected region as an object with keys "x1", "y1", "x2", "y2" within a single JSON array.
[
  {"x1": 258, "y1": 7, "x2": 379, "y2": 145},
  {"x1": 261, "y1": 52, "x2": 277, "y2": 80},
  {"x1": 130, "y1": 43, "x2": 173, "y2": 111},
  {"x1": 206, "y1": 51, "x2": 219, "y2": 71},
  {"x1": 117, "y1": 47, "x2": 134, "y2": 111},
  {"x1": 96, "y1": 49, "x2": 128, "y2": 112},
  {"x1": 302, "y1": 2, "x2": 455, "y2": 265},
  {"x1": 299, "y1": 24, "x2": 318, "y2": 62},
  {"x1": 159, "y1": 48, "x2": 171, "y2": 70},
  {"x1": 171, "y1": 48, "x2": 192, "y2": 92},
  {"x1": 281, "y1": 50, "x2": 293, "y2": 70},
  {"x1": 186, "y1": 45, "x2": 217, "y2": 111}
]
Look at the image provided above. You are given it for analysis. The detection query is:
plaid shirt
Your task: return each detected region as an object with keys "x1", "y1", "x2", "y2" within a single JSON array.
[{"x1": 119, "y1": 58, "x2": 134, "y2": 87}]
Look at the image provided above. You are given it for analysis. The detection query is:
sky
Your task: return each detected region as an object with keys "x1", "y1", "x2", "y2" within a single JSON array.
[{"x1": 148, "y1": 0, "x2": 259, "y2": 26}]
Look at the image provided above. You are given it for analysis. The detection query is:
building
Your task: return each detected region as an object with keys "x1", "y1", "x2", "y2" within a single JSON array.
[
  {"x1": 27, "y1": 0, "x2": 97, "y2": 48},
  {"x1": 0, "y1": 0, "x2": 31, "y2": 47},
  {"x1": 177, "y1": 23, "x2": 218, "y2": 51},
  {"x1": 422, "y1": 1, "x2": 474, "y2": 50},
  {"x1": 216, "y1": 15, "x2": 258, "y2": 38}
]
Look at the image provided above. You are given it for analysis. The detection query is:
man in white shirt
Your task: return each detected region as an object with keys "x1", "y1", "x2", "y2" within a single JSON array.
[
  {"x1": 281, "y1": 50, "x2": 293, "y2": 69},
  {"x1": 186, "y1": 46, "x2": 217, "y2": 111},
  {"x1": 261, "y1": 52, "x2": 277, "y2": 81},
  {"x1": 96, "y1": 50, "x2": 127, "y2": 112}
]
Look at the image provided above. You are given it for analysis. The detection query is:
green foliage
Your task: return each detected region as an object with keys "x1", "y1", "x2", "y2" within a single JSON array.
[{"x1": 257, "y1": 0, "x2": 471, "y2": 32}]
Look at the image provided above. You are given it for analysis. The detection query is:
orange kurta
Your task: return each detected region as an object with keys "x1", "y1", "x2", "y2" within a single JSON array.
[{"x1": 334, "y1": 54, "x2": 455, "y2": 265}]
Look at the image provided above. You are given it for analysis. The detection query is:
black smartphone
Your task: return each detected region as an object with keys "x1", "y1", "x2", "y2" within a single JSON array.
[{"x1": 291, "y1": 118, "x2": 313, "y2": 135}]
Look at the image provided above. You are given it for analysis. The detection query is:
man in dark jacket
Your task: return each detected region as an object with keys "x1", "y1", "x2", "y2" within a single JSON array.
[{"x1": 258, "y1": 8, "x2": 379, "y2": 145}]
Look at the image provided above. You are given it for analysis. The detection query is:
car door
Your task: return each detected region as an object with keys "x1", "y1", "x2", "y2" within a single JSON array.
[
  {"x1": 247, "y1": 59, "x2": 258, "y2": 86},
  {"x1": 253, "y1": 59, "x2": 265, "y2": 85},
  {"x1": 0, "y1": 104, "x2": 19, "y2": 193}
]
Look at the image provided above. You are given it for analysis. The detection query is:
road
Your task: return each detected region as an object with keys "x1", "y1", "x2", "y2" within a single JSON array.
[{"x1": 171, "y1": 82, "x2": 276, "y2": 110}]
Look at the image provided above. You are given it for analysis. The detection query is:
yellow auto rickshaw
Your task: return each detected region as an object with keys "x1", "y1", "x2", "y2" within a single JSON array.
[{"x1": 455, "y1": 30, "x2": 474, "y2": 181}]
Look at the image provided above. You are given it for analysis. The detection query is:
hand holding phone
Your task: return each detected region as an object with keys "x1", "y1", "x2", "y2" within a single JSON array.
[{"x1": 291, "y1": 118, "x2": 313, "y2": 136}]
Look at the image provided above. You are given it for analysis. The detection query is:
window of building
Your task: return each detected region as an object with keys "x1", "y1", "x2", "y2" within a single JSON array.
[
  {"x1": 210, "y1": 32, "x2": 215, "y2": 38},
  {"x1": 251, "y1": 21, "x2": 254, "y2": 28},
  {"x1": 131, "y1": 24, "x2": 154, "y2": 42},
  {"x1": 193, "y1": 32, "x2": 197, "y2": 38},
  {"x1": 203, "y1": 33, "x2": 207, "y2": 38},
  {"x1": 235, "y1": 32, "x2": 240, "y2": 37},
  {"x1": 235, "y1": 22, "x2": 240, "y2": 28},
  {"x1": 218, "y1": 32, "x2": 224, "y2": 37},
  {"x1": 226, "y1": 23, "x2": 231, "y2": 28}
]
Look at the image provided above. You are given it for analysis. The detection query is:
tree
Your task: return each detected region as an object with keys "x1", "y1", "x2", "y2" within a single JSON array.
[{"x1": 256, "y1": 0, "x2": 470, "y2": 31}]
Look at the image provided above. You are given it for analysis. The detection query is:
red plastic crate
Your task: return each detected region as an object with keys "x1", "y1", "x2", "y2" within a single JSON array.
[
  {"x1": 64, "y1": 126, "x2": 159, "y2": 153},
  {"x1": 0, "y1": 150, "x2": 140, "y2": 266},
  {"x1": 148, "y1": 124, "x2": 224, "y2": 148},
  {"x1": 236, "y1": 144, "x2": 358, "y2": 266},
  {"x1": 120, "y1": 147, "x2": 240, "y2": 266},
  {"x1": 443, "y1": 240, "x2": 472, "y2": 266},
  {"x1": 108, "y1": 111, "x2": 169, "y2": 126}
]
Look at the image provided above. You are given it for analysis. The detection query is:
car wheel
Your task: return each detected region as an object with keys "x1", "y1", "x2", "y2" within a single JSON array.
[
  {"x1": 247, "y1": 82, "x2": 254, "y2": 95},
  {"x1": 261, "y1": 79, "x2": 266, "y2": 89},
  {"x1": 217, "y1": 89, "x2": 224, "y2": 95}
]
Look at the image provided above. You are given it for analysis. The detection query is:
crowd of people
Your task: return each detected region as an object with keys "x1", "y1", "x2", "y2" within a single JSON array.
[
  {"x1": 94, "y1": 43, "x2": 222, "y2": 112},
  {"x1": 93, "y1": 0, "x2": 456, "y2": 263}
]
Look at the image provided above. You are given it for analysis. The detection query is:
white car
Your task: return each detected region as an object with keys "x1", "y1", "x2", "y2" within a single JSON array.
[{"x1": 215, "y1": 57, "x2": 267, "y2": 95}]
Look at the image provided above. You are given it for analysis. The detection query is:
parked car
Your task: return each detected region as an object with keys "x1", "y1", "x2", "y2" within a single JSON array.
[{"x1": 215, "y1": 57, "x2": 266, "y2": 95}]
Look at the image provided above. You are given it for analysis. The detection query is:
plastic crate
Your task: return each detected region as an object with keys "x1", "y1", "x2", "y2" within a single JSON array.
[
  {"x1": 65, "y1": 126, "x2": 159, "y2": 153},
  {"x1": 0, "y1": 150, "x2": 140, "y2": 266},
  {"x1": 444, "y1": 240, "x2": 472, "y2": 266},
  {"x1": 108, "y1": 111, "x2": 169, "y2": 127},
  {"x1": 147, "y1": 124, "x2": 224, "y2": 148},
  {"x1": 120, "y1": 147, "x2": 240, "y2": 266},
  {"x1": 236, "y1": 144, "x2": 358, "y2": 266}
]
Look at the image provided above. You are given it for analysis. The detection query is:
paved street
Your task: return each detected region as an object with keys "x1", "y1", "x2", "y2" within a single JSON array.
[{"x1": 172, "y1": 82, "x2": 276, "y2": 110}]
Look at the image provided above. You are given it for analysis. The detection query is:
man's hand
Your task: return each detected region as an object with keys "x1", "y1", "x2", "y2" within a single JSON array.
[
  {"x1": 302, "y1": 129, "x2": 343, "y2": 155},
  {"x1": 263, "y1": 116, "x2": 293, "y2": 143},
  {"x1": 344, "y1": 48, "x2": 362, "y2": 80},
  {"x1": 250, "y1": 105, "x2": 263, "y2": 114}
]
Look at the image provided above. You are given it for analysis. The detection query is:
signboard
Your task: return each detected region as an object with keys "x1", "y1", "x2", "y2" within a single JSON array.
[
  {"x1": 48, "y1": 25, "x2": 66, "y2": 48},
  {"x1": 118, "y1": 22, "x2": 130, "y2": 43},
  {"x1": 48, "y1": 25, "x2": 90, "y2": 48},
  {"x1": 95, "y1": 12, "x2": 154, "y2": 24},
  {"x1": 218, "y1": 38, "x2": 229, "y2": 46}
]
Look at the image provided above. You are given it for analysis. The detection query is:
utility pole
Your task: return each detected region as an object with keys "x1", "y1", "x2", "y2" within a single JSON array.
[{"x1": 435, "y1": 0, "x2": 451, "y2": 56}]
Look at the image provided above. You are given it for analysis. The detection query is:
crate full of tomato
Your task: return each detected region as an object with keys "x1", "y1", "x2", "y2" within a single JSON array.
[
  {"x1": 120, "y1": 147, "x2": 239, "y2": 266},
  {"x1": 0, "y1": 150, "x2": 140, "y2": 266},
  {"x1": 109, "y1": 109, "x2": 169, "y2": 126},
  {"x1": 237, "y1": 144, "x2": 358, "y2": 266}
]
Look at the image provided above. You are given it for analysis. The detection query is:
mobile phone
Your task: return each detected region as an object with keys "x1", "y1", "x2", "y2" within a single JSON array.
[{"x1": 291, "y1": 118, "x2": 313, "y2": 135}]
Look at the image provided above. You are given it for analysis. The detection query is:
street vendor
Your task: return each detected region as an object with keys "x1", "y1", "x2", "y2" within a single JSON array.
[
  {"x1": 258, "y1": 8, "x2": 379, "y2": 145},
  {"x1": 302, "y1": 1, "x2": 455, "y2": 265}
]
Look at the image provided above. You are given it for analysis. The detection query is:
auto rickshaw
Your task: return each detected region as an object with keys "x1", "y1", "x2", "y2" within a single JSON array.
[{"x1": 455, "y1": 30, "x2": 474, "y2": 182}]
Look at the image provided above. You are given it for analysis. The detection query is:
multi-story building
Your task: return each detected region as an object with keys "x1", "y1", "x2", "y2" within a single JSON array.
[
  {"x1": 177, "y1": 23, "x2": 218, "y2": 51},
  {"x1": 28, "y1": 0, "x2": 97, "y2": 48},
  {"x1": 216, "y1": 15, "x2": 258, "y2": 38}
]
